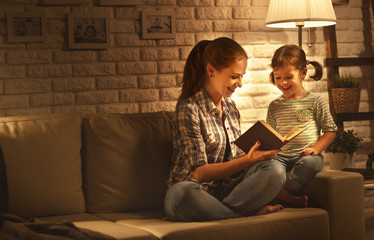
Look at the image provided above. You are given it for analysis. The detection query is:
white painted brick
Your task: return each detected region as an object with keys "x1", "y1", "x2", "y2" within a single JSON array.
[
  {"x1": 157, "y1": 0, "x2": 177, "y2": 5},
  {"x1": 213, "y1": 20, "x2": 249, "y2": 32},
  {"x1": 234, "y1": 32, "x2": 268, "y2": 45},
  {"x1": 249, "y1": 58, "x2": 270, "y2": 70},
  {"x1": 6, "y1": 108, "x2": 52, "y2": 117},
  {"x1": 176, "y1": 7, "x2": 194, "y2": 19},
  {"x1": 26, "y1": 64, "x2": 71, "y2": 78},
  {"x1": 53, "y1": 105, "x2": 97, "y2": 115},
  {"x1": 53, "y1": 51, "x2": 97, "y2": 63},
  {"x1": 72, "y1": 63, "x2": 116, "y2": 77},
  {"x1": 111, "y1": 20, "x2": 135, "y2": 33},
  {"x1": 233, "y1": 8, "x2": 252, "y2": 19},
  {"x1": 115, "y1": 8, "x2": 138, "y2": 19},
  {"x1": 252, "y1": 0, "x2": 269, "y2": 7},
  {"x1": 140, "y1": 101, "x2": 176, "y2": 112},
  {"x1": 177, "y1": 20, "x2": 212, "y2": 32},
  {"x1": 76, "y1": 91, "x2": 119, "y2": 104},
  {"x1": 100, "y1": 48, "x2": 139, "y2": 62},
  {"x1": 158, "y1": 34, "x2": 195, "y2": 46},
  {"x1": 30, "y1": 94, "x2": 53, "y2": 107},
  {"x1": 195, "y1": 33, "x2": 232, "y2": 42},
  {"x1": 0, "y1": 95, "x2": 29, "y2": 108},
  {"x1": 96, "y1": 76, "x2": 137, "y2": 89},
  {"x1": 335, "y1": 7, "x2": 362, "y2": 19},
  {"x1": 53, "y1": 93, "x2": 75, "y2": 105},
  {"x1": 115, "y1": 33, "x2": 157, "y2": 47},
  {"x1": 138, "y1": 75, "x2": 177, "y2": 88},
  {"x1": 6, "y1": 50, "x2": 52, "y2": 64},
  {"x1": 140, "y1": 49, "x2": 158, "y2": 61},
  {"x1": 0, "y1": 52, "x2": 4, "y2": 64},
  {"x1": 97, "y1": 103, "x2": 139, "y2": 113},
  {"x1": 159, "y1": 48, "x2": 179, "y2": 60},
  {"x1": 120, "y1": 89, "x2": 159, "y2": 102},
  {"x1": 160, "y1": 87, "x2": 179, "y2": 100},
  {"x1": 216, "y1": 0, "x2": 251, "y2": 7},
  {"x1": 158, "y1": 60, "x2": 185, "y2": 73},
  {"x1": 180, "y1": 46, "x2": 193, "y2": 59},
  {"x1": 47, "y1": 19, "x2": 65, "y2": 33},
  {"x1": 4, "y1": 78, "x2": 50, "y2": 94},
  {"x1": 52, "y1": 77, "x2": 95, "y2": 92},
  {"x1": 196, "y1": 8, "x2": 232, "y2": 20},
  {"x1": 0, "y1": 65, "x2": 25, "y2": 79},
  {"x1": 250, "y1": 7, "x2": 268, "y2": 19},
  {"x1": 177, "y1": 0, "x2": 214, "y2": 6},
  {"x1": 118, "y1": 62, "x2": 157, "y2": 74}
]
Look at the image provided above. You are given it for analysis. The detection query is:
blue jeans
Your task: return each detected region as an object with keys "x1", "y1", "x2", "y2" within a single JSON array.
[
  {"x1": 164, "y1": 159, "x2": 285, "y2": 221},
  {"x1": 274, "y1": 154, "x2": 324, "y2": 191}
]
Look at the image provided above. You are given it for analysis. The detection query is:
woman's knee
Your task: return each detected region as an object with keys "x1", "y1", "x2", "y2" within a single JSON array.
[{"x1": 258, "y1": 160, "x2": 287, "y2": 184}]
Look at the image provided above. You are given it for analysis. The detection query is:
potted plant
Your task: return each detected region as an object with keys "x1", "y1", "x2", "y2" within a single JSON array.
[
  {"x1": 324, "y1": 127, "x2": 363, "y2": 170},
  {"x1": 331, "y1": 73, "x2": 361, "y2": 113}
]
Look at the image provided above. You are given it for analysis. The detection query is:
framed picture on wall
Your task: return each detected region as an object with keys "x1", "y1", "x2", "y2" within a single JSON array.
[
  {"x1": 6, "y1": 12, "x2": 47, "y2": 43},
  {"x1": 98, "y1": 0, "x2": 143, "y2": 5},
  {"x1": 141, "y1": 11, "x2": 176, "y2": 39},
  {"x1": 68, "y1": 13, "x2": 110, "y2": 49},
  {"x1": 42, "y1": 0, "x2": 85, "y2": 5}
]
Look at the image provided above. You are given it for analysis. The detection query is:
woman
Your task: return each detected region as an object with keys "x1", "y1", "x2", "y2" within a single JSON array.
[{"x1": 164, "y1": 37, "x2": 285, "y2": 222}]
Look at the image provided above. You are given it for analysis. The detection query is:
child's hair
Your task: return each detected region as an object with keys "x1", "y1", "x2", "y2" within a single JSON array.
[
  {"x1": 177, "y1": 37, "x2": 248, "y2": 107},
  {"x1": 269, "y1": 44, "x2": 323, "y2": 84}
]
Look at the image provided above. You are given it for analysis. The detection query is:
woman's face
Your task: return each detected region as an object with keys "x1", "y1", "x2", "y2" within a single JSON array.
[
  {"x1": 273, "y1": 64, "x2": 306, "y2": 100},
  {"x1": 206, "y1": 58, "x2": 247, "y2": 102}
]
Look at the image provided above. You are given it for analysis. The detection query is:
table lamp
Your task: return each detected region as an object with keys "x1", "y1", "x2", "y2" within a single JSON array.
[{"x1": 265, "y1": 0, "x2": 337, "y2": 47}]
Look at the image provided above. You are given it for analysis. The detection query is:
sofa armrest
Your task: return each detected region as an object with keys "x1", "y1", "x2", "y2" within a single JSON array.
[{"x1": 303, "y1": 169, "x2": 365, "y2": 240}]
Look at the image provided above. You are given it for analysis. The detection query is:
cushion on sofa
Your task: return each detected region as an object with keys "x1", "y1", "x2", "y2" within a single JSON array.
[
  {"x1": 83, "y1": 111, "x2": 173, "y2": 213},
  {"x1": 0, "y1": 113, "x2": 85, "y2": 218}
]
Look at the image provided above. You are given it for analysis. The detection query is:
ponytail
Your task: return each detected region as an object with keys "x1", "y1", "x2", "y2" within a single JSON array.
[
  {"x1": 176, "y1": 40, "x2": 211, "y2": 107},
  {"x1": 308, "y1": 60, "x2": 323, "y2": 81}
]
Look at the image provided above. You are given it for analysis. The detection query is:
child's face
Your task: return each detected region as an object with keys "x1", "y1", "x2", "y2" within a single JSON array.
[
  {"x1": 273, "y1": 64, "x2": 307, "y2": 100},
  {"x1": 206, "y1": 58, "x2": 247, "y2": 101}
]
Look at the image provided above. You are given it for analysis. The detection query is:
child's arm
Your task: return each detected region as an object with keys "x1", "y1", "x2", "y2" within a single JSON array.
[{"x1": 300, "y1": 131, "x2": 336, "y2": 156}]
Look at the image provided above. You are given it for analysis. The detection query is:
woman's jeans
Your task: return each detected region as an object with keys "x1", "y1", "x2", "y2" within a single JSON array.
[
  {"x1": 274, "y1": 154, "x2": 324, "y2": 192},
  {"x1": 164, "y1": 159, "x2": 285, "y2": 222}
]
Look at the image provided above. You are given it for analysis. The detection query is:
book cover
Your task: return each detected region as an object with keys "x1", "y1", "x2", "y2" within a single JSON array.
[{"x1": 234, "y1": 120, "x2": 306, "y2": 153}]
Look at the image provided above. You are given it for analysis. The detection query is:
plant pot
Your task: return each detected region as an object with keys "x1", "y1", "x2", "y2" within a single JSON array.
[
  {"x1": 324, "y1": 152, "x2": 355, "y2": 170},
  {"x1": 331, "y1": 88, "x2": 360, "y2": 113}
]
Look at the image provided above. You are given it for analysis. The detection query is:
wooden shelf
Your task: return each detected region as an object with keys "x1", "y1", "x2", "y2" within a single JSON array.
[
  {"x1": 336, "y1": 112, "x2": 374, "y2": 127},
  {"x1": 325, "y1": 57, "x2": 374, "y2": 67}
]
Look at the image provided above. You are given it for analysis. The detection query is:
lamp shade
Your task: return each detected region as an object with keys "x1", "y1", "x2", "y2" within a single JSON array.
[{"x1": 266, "y1": 0, "x2": 337, "y2": 28}]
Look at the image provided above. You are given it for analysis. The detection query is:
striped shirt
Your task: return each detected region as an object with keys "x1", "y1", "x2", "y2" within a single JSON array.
[
  {"x1": 266, "y1": 92, "x2": 337, "y2": 157},
  {"x1": 167, "y1": 89, "x2": 244, "y2": 189}
]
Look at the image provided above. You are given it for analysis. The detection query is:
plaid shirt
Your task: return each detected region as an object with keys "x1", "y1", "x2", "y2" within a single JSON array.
[{"x1": 167, "y1": 89, "x2": 244, "y2": 189}]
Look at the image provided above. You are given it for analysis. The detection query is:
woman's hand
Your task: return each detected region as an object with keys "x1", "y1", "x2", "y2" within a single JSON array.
[{"x1": 246, "y1": 140, "x2": 281, "y2": 163}]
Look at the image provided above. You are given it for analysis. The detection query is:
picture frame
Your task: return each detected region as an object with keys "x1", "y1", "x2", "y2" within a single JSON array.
[
  {"x1": 141, "y1": 11, "x2": 176, "y2": 39},
  {"x1": 68, "y1": 13, "x2": 110, "y2": 49},
  {"x1": 6, "y1": 12, "x2": 47, "y2": 43},
  {"x1": 98, "y1": 0, "x2": 143, "y2": 5},
  {"x1": 42, "y1": 0, "x2": 85, "y2": 5}
]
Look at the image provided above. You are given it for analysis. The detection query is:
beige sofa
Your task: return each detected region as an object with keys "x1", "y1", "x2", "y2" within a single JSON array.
[{"x1": 0, "y1": 111, "x2": 366, "y2": 240}]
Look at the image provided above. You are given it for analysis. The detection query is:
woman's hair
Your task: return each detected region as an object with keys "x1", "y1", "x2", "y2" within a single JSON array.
[
  {"x1": 269, "y1": 44, "x2": 323, "y2": 84},
  {"x1": 176, "y1": 37, "x2": 248, "y2": 107}
]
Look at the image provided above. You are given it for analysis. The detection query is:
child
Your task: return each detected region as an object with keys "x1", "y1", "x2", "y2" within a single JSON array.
[{"x1": 267, "y1": 44, "x2": 337, "y2": 207}]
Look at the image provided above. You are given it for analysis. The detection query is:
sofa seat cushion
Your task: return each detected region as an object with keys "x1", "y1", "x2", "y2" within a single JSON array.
[
  {"x1": 82, "y1": 112, "x2": 173, "y2": 213},
  {"x1": 39, "y1": 213, "x2": 157, "y2": 240},
  {"x1": 94, "y1": 208, "x2": 329, "y2": 240},
  {"x1": 0, "y1": 113, "x2": 85, "y2": 218}
]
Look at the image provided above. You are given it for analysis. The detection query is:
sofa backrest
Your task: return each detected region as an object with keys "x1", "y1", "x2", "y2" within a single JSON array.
[
  {"x1": 82, "y1": 111, "x2": 173, "y2": 213},
  {"x1": 0, "y1": 113, "x2": 86, "y2": 218}
]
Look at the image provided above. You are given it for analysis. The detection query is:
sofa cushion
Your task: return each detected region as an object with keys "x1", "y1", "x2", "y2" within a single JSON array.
[
  {"x1": 83, "y1": 112, "x2": 173, "y2": 213},
  {"x1": 0, "y1": 113, "x2": 85, "y2": 218}
]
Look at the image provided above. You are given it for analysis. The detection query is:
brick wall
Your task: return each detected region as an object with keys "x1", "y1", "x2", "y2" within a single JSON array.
[{"x1": 0, "y1": 0, "x2": 373, "y2": 164}]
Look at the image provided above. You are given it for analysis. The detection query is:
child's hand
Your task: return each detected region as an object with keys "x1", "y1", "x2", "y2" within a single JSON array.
[{"x1": 300, "y1": 147, "x2": 319, "y2": 156}]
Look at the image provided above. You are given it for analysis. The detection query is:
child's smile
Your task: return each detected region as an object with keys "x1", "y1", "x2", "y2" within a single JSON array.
[{"x1": 273, "y1": 64, "x2": 307, "y2": 101}]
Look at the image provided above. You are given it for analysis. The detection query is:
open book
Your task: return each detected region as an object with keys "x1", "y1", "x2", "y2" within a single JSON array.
[{"x1": 234, "y1": 120, "x2": 306, "y2": 153}]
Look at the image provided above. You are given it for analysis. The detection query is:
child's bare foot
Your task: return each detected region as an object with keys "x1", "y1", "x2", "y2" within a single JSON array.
[
  {"x1": 287, "y1": 195, "x2": 308, "y2": 208},
  {"x1": 255, "y1": 204, "x2": 283, "y2": 215},
  {"x1": 276, "y1": 186, "x2": 308, "y2": 208}
]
